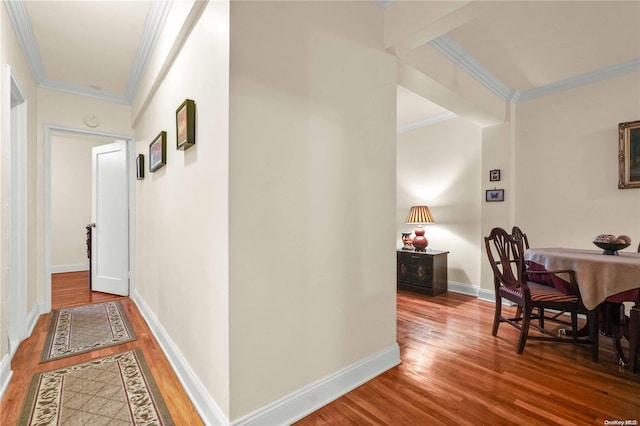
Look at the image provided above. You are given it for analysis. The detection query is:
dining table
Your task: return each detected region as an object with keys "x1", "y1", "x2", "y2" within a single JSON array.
[{"x1": 524, "y1": 247, "x2": 640, "y2": 366}]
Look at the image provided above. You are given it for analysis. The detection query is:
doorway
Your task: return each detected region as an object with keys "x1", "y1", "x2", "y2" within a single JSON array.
[{"x1": 44, "y1": 125, "x2": 135, "y2": 312}]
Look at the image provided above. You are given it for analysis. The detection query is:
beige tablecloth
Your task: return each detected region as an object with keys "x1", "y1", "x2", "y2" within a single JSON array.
[{"x1": 524, "y1": 248, "x2": 640, "y2": 310}]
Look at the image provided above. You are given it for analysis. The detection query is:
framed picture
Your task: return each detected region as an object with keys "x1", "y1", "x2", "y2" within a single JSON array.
[
  {"x1": 490, "y1": 169, "x2": 501, "y2": 182},
  {"x1": 149, "y1": 131, "x2": 167, "y2": 172},
  {"x1": 176, "y1": 99, "x2": 196, "y2": 151},
  {"x1": 486, "y1": 189, "x2": 505, "y2": 202},
  {"x1": 618, "y1": 120, "x2": 640, "y2": 189},
  {"x1": 136, "y1": 154, "x2": 144, "y2": 180}
]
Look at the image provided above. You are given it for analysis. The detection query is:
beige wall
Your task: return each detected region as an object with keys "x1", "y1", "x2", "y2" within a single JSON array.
[
  {"x1": 37, "y1": 89, "x2": 132, "y2": 134},
  {"x1": 50, "y1": 134, "x2": 108, "y2": 269},
  {"x1": 132, "y1": 0, "x2": 232, "y2": 417},
  {"x1": 479, "y1": 118, "x2": 514, "y2": 294},
  {"x1": 397, "y1": 117, "x2": 482, "y2": 289},
  {"x1": 514, "y1": 72, "x2": 640, "y2": 250},
  {"x1": 229, "y1": 1, "x2": 397, "y2": 419},
  {"x1": 133, "y1": 1, "x2": 397, "y2": 420}
]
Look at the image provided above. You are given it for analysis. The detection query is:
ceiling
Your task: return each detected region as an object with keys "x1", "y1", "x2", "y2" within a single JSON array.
[
  {"x1": 5, "y1": 1, "x2": 640, "y2": 129},
  {"x1": 5, "y1": 0, "x2": 169, "y2": 104}
]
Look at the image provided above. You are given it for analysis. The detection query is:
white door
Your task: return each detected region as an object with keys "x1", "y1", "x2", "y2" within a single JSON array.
[{"x1": 92, "y1": 140, "x2": 129, "y2": 296}]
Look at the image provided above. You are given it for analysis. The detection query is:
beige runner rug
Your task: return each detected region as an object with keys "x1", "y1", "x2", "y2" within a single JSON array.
[
  {"x1": 20, "y1": 349, "x2": 175, "y2": 425},
  {"x1": 41, "y1": 301, "x2": 136, "y2": 362}
]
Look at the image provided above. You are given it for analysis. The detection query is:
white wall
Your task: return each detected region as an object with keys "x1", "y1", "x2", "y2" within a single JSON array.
[
  {"x1": 515, "y1": 72, "x2": 640, "y2": 249},
  {"x1": 132, "y1": 0, "x2": 231, "y2": 419},
  {"x1": 397, "y1": 117, "x2": 482, "y2": 290},
  {"x1": 229, "y1": 1, "x2": 397, "y2": 419},
  {"x1": 50, "y1": 133, "x2": 108, "y2": 271}
]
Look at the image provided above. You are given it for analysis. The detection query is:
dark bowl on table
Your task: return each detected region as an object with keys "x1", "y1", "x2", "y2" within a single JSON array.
[{"x1": 592, "y1": 241, "x2": 630, "y2": 255}]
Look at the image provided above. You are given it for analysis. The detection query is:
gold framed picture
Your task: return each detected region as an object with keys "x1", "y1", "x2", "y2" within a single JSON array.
[
  {"x1": 149, "y1": 131, "x2": 167, "y2": 172},
  {"x1": 176, "y1": 99, "x2": 196, "y2": 151},
  {"x1": 618, "y1": 120, "x2": 640, "y2": 189}
]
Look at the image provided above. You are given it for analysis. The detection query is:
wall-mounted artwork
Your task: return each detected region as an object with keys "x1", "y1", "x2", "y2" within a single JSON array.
[
  {"x1": 490, "y1": 169, "x2": 501, "y2": 182},
  {"x1": 619, "y1": 120, "x2": 640, "y2": 189},
  {"x1": 149, "y1": 131, "x2": 167, "y2": 172},
  {"x1": 136, "y1": 154, "x2": 144, "y2": 180},
  {"x1": 486, "y1": 189, "x2": 504, "y2": 202},
  {"x1": 176, "y1": 99, "x2": 196, "y2": 151}
]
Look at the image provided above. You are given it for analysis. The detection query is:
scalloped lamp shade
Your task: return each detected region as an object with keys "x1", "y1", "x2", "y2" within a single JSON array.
[{"x1": 405, "y1": 206, "x2": 435, "y2": 251}]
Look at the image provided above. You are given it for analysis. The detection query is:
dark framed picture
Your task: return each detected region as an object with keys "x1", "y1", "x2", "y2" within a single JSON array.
[
  {"x1": 136, "y1": 154, "x2": 144, "y2": 180},
  {"x1": 618, "y1": 120, "x2": 640, "y2": 189},
  {"x1": 490, "y1": 169, "x2": 501, "y2": 182},
  {"x1": 149, "y1": 131, "x2": 167, "y2": 172},
  {"x1": 486, "y1": 189, "x2": 505, "y2": 202},
  {"x1": 176, "y1": 99, "x2": 196, "y2": 151}
]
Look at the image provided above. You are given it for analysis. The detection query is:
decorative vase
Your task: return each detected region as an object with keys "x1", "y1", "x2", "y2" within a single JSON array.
[
  {"x1": 412, "y1": 225, "x2": 428, "y2": 252},
  {"x1": 401, "y1": 232, "x2": 413, "y2": 250}
]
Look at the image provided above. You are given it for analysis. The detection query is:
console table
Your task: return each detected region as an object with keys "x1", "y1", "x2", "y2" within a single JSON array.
[{"x1": 397, "y1": 249, "x2": 448, "y2": 296}]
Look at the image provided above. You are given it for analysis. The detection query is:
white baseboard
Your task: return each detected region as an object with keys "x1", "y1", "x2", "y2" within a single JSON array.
[
  {"x1": 1, "y1": 301, "x2": 44, "y2": 403},
  {"x1": 51, "y1": 264, "x2": 89, "y2": 273},
  {"x1": 448, "y1": 281, "x2": 480, "y2": 297},
  {"x1": 233, "y1": 343, "x2": 400, "y2": 426},
  {"x1": 478, "y1": 288, "x2": 496, "y2": 303},
  {"x1": 27, "y1": 302, "x2": 45, "y2": 337},
  {"x1": 0, "y1": 354, "x2": 13, "y2": 402},
  {"x1": 132, "y1": 289, "x2": 401, "y2": 426},
  {"x1": 131, "y1": 289, "x2": 228, "y2": 426}
]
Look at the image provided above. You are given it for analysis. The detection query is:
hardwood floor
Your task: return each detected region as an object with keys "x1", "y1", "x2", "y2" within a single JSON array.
[
  {"x1": 2, "y1": 276, "x2": 639, "y2": 425},
  {"x1": 0, "y1": 271, "x2": 203, "y2": 425},
  {"x1": 297, "y1": 291, "x2": 640, "y2": 425}
]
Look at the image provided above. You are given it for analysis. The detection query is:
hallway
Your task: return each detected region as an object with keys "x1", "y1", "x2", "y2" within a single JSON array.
[{"x1": 0, "y1": 272, "x2": 203, "y2": 425}]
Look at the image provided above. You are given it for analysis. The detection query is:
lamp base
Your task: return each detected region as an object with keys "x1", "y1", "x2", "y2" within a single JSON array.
[{"x1": 412, "y1": 225, "x2": 428, "y2": 252}]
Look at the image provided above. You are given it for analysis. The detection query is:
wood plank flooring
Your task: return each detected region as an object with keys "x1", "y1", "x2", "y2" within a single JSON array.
[
  {"x1": 297, "y1": 291, "x2": 640, "y2": 425},
  {"x1": 0, "y1": 271, "x2": 203, "y2": 425},
  {"x1": 2, "y1": 275, "x2": 639, "y2": 425}
]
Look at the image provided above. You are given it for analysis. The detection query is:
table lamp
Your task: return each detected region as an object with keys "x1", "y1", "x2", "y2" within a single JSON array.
[{"x1": 405, "y1": 206, "x2": 435, "y2": 252}]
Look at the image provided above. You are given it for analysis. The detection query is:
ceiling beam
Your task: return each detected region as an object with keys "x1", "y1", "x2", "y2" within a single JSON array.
[{"x1": 384, "y1": 1, "x2": 495, "y2": 57}]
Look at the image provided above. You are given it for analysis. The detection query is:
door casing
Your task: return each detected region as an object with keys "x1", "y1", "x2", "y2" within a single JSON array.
[{"x1": 4, "y1": 66, "x2": 28, "y2": 355}]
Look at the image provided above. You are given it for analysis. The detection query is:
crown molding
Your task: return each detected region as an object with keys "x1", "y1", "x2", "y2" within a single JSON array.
[
  {"x1": 5, "y1": 0, "x2": 170, "y2": 104},
  {"x1": 517, "y1": 58, "x2": 640, "y2": 102},
  {"x1": 125, "y1": 0, "x2": 172, "y2": 101},
  {"x1": 428, "y1": 34, "x2": 640, "y2": 104},
  {"x1": 39, "y1": 79, "x2": 129, "y2": 104},
  {"x1": 375, "y1": 0, "x2": 395, "y2": 8},
  {"x1": 428, "y1": 35, "x2": 512, "y2": 101},
  {"x1": 397, "y1": 111, "x2": 458, "y2": 133},
  {"x1": 3, "y1": 0, "x2": 47, "y2": 83}
]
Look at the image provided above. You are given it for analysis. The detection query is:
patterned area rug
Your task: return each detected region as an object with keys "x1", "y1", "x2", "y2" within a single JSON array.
[
  {"x1": 41, "y1": 301, "x2": 136, "y2": 362},
  {"x1": 20, "y1": 349, "x2": 175, "y2": 425}
]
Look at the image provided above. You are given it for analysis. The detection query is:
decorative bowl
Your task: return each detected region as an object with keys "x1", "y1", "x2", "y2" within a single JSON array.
[{"x1": 593, "y1": 241, "x2": 630, "y2": 255}]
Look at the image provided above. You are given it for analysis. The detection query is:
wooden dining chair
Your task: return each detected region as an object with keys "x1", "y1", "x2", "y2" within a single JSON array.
[
  {"x1": 629, "y1": 243, "x2": 640, "y2": 372},
  {"x1": 511, "y1": 226, "x2": 530, "y2": 250},
  {"x1": 511, "y1": 226, "x2": 530, "y2": 320},
  {"x1": 485, "y1": 227, "x2": 596, "y2": 356},
  {"x1": 510, "y1": 226, "x2": 561, "y2": 324}
]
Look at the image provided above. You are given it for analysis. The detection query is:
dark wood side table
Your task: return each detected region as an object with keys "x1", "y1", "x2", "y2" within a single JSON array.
[{"x1": 397, "y1": 249, "x2": 448, "y2": 296}]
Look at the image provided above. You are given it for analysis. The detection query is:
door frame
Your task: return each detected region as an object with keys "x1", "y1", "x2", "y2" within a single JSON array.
[
  {"x1": 3, "y1": 66, "x2": 28, "y2": 355},
  {"x1": 44, "y1": 125, "x2": 135, "y2": 312}
]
